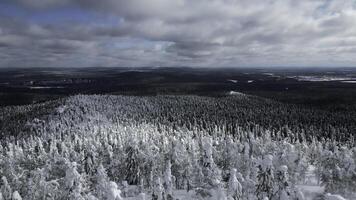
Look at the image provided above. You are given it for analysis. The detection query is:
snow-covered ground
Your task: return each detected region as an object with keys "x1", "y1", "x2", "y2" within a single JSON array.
[
  {"x1": 341, "y1": 80, "x2": 356, "y2": 83},
  {"x1": 29, "y1": 86, "x2": 65, "y2": 89},
  {"x1": 289, "y1": 75, "x2": 355, "y2": 82},
  {"x1": 123, "y1": 187, "x2": 346, "y2": 200},
  {"x1": 227, "y1": 79, "x2": 238, "y2": 83},
  {"x1": 228, "y1": 91, "x2": 245, "y2": 96}
]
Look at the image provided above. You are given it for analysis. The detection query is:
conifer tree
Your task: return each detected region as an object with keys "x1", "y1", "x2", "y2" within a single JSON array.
[
  {"x1": 65, "y1": 162, "x2": 85, "y2": 200},
  {"x1": 0, "y1": 176, "x2": 12, "y2": 200},
  {"x1": 274, "y1": 165, "x2": 290, "y2": 200},
  {"x1": 227, "y1": 168, "x2": 242, "y2": 200},
  {"x1": 152, "y1": 177, "x2": 164, "y2": 200},
  {"x1": 95, "y1": 164, "x2": 110, "y2": 199},
  {"x1": 256, "y1": 155, "x2": 275, "y2": 200},
  {"x1": 106, "y1": 182, "x2": 123, "y2": 200},
  {"x1": 124, "y1": 144, "x2": 141, "y2": 185},
  {"x1": 12, "y1": 191, "x2": 22, "y2": 200},
  {"x1": 163, "y1": 161, "x2": 174, "y2": 200}
]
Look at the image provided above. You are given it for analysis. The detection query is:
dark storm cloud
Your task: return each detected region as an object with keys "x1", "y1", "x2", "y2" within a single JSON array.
[{"x1": 1, "y1": 0, "x2": 356, "y2": 67}]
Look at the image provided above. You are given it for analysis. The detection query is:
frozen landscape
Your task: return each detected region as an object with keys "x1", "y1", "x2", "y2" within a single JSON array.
[
  {"x1": 1, "y1": 94, "x2": 356, "y2": 199},
  {"x1": 2, "y1": 0, "x2": 356, "y2": 199}
]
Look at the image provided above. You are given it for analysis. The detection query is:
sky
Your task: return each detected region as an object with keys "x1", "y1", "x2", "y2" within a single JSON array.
[{"x1": 0, "y1": 0, "x2": 356, "y2": 68}]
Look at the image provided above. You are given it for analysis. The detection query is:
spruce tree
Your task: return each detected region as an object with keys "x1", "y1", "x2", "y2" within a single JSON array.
[{"x1": 256, "y1": 155, "x2": 275, "y2": 200}]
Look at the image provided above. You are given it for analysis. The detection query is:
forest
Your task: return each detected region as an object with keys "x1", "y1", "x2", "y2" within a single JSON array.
[{"x1": 0, "y1": 94, "x2": 355, "y2": 199}]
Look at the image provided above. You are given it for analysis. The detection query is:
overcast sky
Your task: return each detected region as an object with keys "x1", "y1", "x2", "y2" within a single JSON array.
[{"x1": 0, "y1": 0, "x2": 356, "y2": 68}]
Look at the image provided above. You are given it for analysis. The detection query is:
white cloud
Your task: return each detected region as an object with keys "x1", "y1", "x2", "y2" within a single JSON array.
[{"x1": 1, "y1": 0, "x2": 356, "y2": 67}]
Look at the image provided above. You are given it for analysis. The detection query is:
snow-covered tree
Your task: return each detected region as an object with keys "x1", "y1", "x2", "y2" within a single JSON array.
[
  {"x1": 227, "y1": 168, "x2": 242, "y2": 200},
  {"x1": 0, "y1": 94, "x2": 356, "y2": 199},
  {"x1": 0, "y1": 177, "x2": 12, "y2": 200},
  {"x1": 106, "y1": 182, "x2": 122, "y2": 200},
  {"x1": 256, "y1": 155, "x2": 275, "y2": 200},
  {"x1": 12, "y1": 191, "x2": 22, "y2": 200},
  {"x1": 163, "y1": 161, "x2": 174, "y2": 199},
  {"x1": 124, "y1": 143, "x2": 141, "y2": 185},
  {"x1": 274, "y1": 165, "x2": 290, "y2": 200},
  {"x1": 95, "y1": 164, "x2": 110, "y2": 199},
  {"x1": 294, "y1": 188, "x2": 305, "y2": 200},
  {"x1": 65, "y1": 162, "x2": 86, "y2": 200},
  {"x1": 152, "y1": 177, "x2": 164, "y2": 200}
]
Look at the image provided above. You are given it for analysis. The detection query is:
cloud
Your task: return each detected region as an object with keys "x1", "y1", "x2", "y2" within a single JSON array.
[{"x1": 1, "y1": 0, "x2": 356, "y2": 68}]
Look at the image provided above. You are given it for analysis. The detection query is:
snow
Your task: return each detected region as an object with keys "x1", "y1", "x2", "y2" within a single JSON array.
[
  {"x1": 341, "y1": 80, "x2": 356, "y2": 83},
  {"x1": 227, "y1": 79, "x2": 238, "y2": 83},
  {"x1": 289, "y1": 76, "x2": 355, "y2": 82},
  {"x1": 262, "y1": 154, "x2": 273, "y2": 169},
  {"x1": 1, "y1": 94, "x2": 355, "y2": 200},
  {"x1": 296, "y1": 185, "x2": 324, "y2": 200},
  {"x1": 124, "y1": 188, "x2": 349, "y2": 200},
  {"x1": 138, "y1": 193, "x2": 146, "y2": 200},
  {"x1": 12, "y1": 191, "x2": 22, "y2": 200},
  {"x1": 228, "y1": 91, "x2": 245, "y2": 96},
  {"x1": 295, "y1": 188, "x2": 305, "y2": 200},
  {"x1": 65, "y1": 162, "x2": 81, "y2": 189},
  {"x1": 247, "y1": 80, "x2": 254, "y2": 83},
  {"x1": 263, "y1": 73, "x2": 274, "y2": 76},
  {"x1": 56, "y1": 105, "x2": 67, "y2": 114},
  {"x1": 228, "y1": 168, "x2": 242, "y2": 199},
  {"x1": 325, "y1": 193, "x2": 347, "y2": 200},
  {"x1": 29, "y1": 86, "x2": 64, "y2": 89},
  {"x1": 279, "y1": 165, "x2": 288, "y2": 173},
  {"x1": 107, "y1": 182, "x2": 123, "y2": 200}
]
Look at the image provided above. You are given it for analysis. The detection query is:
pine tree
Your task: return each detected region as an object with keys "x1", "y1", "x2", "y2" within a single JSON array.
[
  {"x1": 106, "y1": 182, "x2": 122, "y2": 200},
  {"x1": 65, "y1": 162, "x2": 85, "y2": 200},
  {"x1": 0, "y1": 176, "x2": 12, "y2": 200},
  {"x1": 227, "y1": 168, "x2": 242, "y2": 200},
  {"x1": 256, "y1": 155, "x2": 275, "y2": 200},
  {"x1": 12, "y1": 191, "x2": 22, "y2": 200},
  {"x1": 152, "y1": 177, "x2": 163, "y2": 200},
  {"x1": 95, "y1": 164, "x2": 110, "y2": 199},
  {"x1": 214, "y1": 179, "x2": 227, "y2": 200},
  {"x1": 163, "y1": 161, "x2": 174, "y2": 200},
  {"x1": 124, "y1": 145, "x2": 141, "y2": 185},
  {"x1": 138, "y1": 192, "x2": 146, "y2": 200},
  {"x1": 294, "y1": 188, "x2": 305, "y2": 200},
  {"x1": 318, "y1": 150, "x2": 342, "y2": 194},
  {"x1": 201, "y1": 137, "x2": 221, "y2": 188},
  {"x1": 274, "y1": 165, "x2": 290, "y2": 200}
]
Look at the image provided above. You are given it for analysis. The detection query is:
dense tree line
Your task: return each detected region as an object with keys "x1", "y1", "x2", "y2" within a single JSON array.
[
  {"x1": 2, "y1": 94, "x2": 356, "y2": 143},
  {"x1": 0, "y1": 95, "x2": 355, "y2": 199}
]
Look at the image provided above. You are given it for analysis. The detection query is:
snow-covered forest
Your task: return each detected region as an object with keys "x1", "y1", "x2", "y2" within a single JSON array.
[{"x1": 0, "y1": 94, "x2": 355, "y2": 199}]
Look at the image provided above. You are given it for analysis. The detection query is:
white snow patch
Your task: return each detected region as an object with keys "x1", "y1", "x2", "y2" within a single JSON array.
[
  {"x1": 261, "y1": 154, "x2": 273, "y2": 169},
  {"x1": 341, "y1": 80, "x2": 356, "y2": 83},
  {"x1": 297, "y1": 185, "x2": 324, "y2": 200},
  {"x1": 289, "y1": 76, "x2": 354, "y2": 82},
  {"x1": 227, "y1": 79, "x2": 238, "y2": 83},
  {"x1": 247, "y1": 80, "x2": 254, "y2": 83},
  {"x1": 263, "y1": 73, "x2": 274, "y2": 76},
  {"x1": 228, "y1": 91, "x2": 245, "y2": 96},
  {"x1": 29, "y1": 86, "x2": 64, "y2": 89},
  {"x1": 279, "y1": 165, "x2": 288, "y2": 173},
  {"x1": 12, "y1": 191, "x2": 22, "y2": 200},
  {"x1": 325, "y1": 193, "x2": 347, "y2": 200},
  {"x1": 56, "y1": 105, "x2": 67, "y2": 114}
]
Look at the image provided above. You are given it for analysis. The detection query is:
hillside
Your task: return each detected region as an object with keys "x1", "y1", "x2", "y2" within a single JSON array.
[{"x1": 0, "y1": 94, "x2": 355, "y2": 199}]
